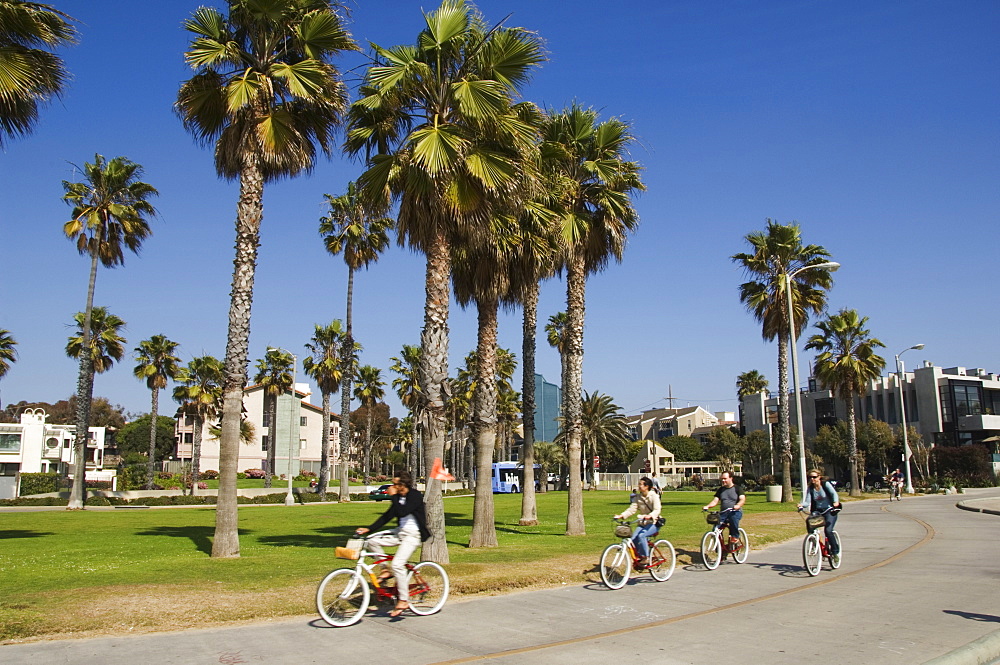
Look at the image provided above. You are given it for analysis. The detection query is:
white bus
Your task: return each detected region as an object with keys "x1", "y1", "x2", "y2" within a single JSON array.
[{"x1": 491, "y1": 461, "x2": 541, "y2": 493}]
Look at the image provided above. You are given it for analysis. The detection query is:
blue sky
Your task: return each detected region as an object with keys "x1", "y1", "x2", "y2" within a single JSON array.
[{"x1": 1, "y1": 0, "x2": 997, "y2": 422}]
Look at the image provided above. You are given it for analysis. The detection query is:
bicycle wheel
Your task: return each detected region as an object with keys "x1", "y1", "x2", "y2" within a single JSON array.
[
  {"x1": 599, "y1": 543, "x2": 630, "y2": 589},
  {"x1": 829, "y1": 531, "x2": 842, "y2": 569},
  {"x1": 648, "y1": 539, "x2": 676, "y2": 581},
  {"x1": 733, "y1": 528, "x2": 750, "y2": 564},
  {"x1": 802, "y1": 532, "x2": 822, "y2": 576},
  {"x1": 407, "y1": 561, "x2": 449, "y2": 615},
  {"x1": 701, "y1": 531, "x2": 721, "y2": 570},
  {"x1": 317, "y1": 568, "x2": 369, "y2": 627}
]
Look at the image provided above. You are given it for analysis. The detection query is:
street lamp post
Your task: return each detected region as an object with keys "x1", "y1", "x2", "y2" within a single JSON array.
[
  {"x1": 269, "y1": 347, "x2": 299, "y2": 507},
  {"x1": 785, "y1": 261, "x2": 840, "y2": 501},
  {"x1": 895, "y1": 343, "x2": 924, "y2": 494}
]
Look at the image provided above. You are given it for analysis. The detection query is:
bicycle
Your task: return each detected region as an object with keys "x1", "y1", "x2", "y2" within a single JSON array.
[
  {"x1": 316, "y1": 532, "x2": 449, "y2": 627},
  {"x1": 700, "y1": 508, "x2": 749, "y2": 570},
  {"x1": 889, "y1": 479, "x2": 902, "y2": 501},
  {"x1": 599, "y1": 518, "x2": 676, "y2": 589},
  {"x1": 798, "y1": 506, "x2": 842, "y2": 576}
]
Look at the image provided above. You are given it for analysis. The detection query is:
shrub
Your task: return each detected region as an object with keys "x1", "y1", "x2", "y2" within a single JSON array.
[
  {"x1": 84, "y1": 480, "x2": 113, "y2": 490},
  {"x1": 157, "y1": 471, "x2": 174, "y2": 480},
  {"x1": 85, "y1": 495, "x2": 111, "y2": 506},
  {"x1": 201, "y1": 469, "x2": 219, "y2": 479},
  {"x1": 19, "y1": 472, "x2": 60, "y2": 496},
  {"x1": 297, "y1": 470, "x2": 316, "y2": 478},
  {"x1": 236, "y1": 472, "x2": 247, "y2": 479},
  {"x1": 243, "y1": 468, "x2": 265, "y2": 479},
  {"x1": 690, "y1": 474, "x2": 705, "y2": 491},
  {"x1": 186, "y1": 481, "x2": 208, "y2": 490}
]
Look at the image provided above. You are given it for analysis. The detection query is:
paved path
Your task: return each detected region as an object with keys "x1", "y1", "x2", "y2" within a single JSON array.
[{"x1": 4, "y1": 489, "x2": 1000, "y2": 665}]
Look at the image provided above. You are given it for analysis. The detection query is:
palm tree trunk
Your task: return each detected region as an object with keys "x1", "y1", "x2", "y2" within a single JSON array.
[
  {"x1": 213, "y1": 159, "x2": 264, "y2": 559},
  {"x1": 777, "y1": 332, "x2": 793, "y2": 502},
  {"x1": 265, "y1": 397, "x2": 276, "y2": 488},
  {"x1": 319, "y1": 391, "x2": 331, "y2": 500},
  {"x1": 338, "y1": 266, "x2": 355, "y2": 501},
  {"x1": 847, "y1": 396, "x2": 861, "y2": 497},
  {"x1": 419, "y1": 227, "x2": 451, "y2": 563},
  {"x1": 519, "y1": 282, "x2": 539, "y2": 525},
  {"x1": 470, "y1": 297, "x2": 499, "y2": 548},
  {"x1": 564, "y1": 254, "x2": 587, "y2": 535},
  {"x1": 68, "y1": 252, "x2": 100, "y2": 510},
  {"x1": 364, "y1": 403, "x2": 373, "y2": 482},
  {"x1": 191, "y1": 413, "x2": 203, "y2": 497},
  {"x1": 146, "y1": 388, "x2": 159, "y2": 489}
]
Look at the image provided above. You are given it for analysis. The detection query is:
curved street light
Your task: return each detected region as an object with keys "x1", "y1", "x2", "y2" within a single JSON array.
[
  {"x1": 786, "y1": 261, "x2": 840, "y2": 500},
  {"x1": 896, "y1": 343, "x2": 924, "y2": 494}
]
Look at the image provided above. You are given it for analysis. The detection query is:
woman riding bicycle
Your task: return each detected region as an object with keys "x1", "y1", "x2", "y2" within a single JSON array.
[
  {"x1": 613, "y1": 477, "x2": 662, "y2": 569},
  {"x1": 797, "y1": 468, "x2": 842, "y2": 563},
  {"x1": 355, "y1": 470, "x2": 431, "y2": 617}
]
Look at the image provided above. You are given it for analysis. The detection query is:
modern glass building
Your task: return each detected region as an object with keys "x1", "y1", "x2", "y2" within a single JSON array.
[{"x1": 534, "y1": 373, "x2": 561, "y2": 443}]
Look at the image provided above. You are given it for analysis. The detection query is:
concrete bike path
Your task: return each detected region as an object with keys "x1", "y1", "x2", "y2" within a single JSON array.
[{"x1": 3, "y1": 489, "x2": 999, "y2": 665}]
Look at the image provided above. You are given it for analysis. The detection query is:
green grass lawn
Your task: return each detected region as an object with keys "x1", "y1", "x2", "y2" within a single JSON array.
[
  {"x1": 197, "y1": 478, "x2": 368, "y2": 489},
  {"x1": 0, "y1": 490, "x2": 807, "y2": 642}
]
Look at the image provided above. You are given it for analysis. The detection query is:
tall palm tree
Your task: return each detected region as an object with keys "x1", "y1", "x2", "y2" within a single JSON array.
[
  {"x1": 319, "y1": 183, "x2": 391, "y2": 497},
  {"x1": 302, "y1": 320, "x2": 347, "y2": 500},
  {"x1": 65, "y1": 306, "x2": 125, "y2": 502},
  {"x1": 542, "y1": 105, "x2": 645, "y2": 535},
  {"x1": 389, "y1": 344, "x2": 422, "y2": 472},
  {"x1": 0, "y1": 329, "x2": 17, "y2": 408},
  {"x1": 62, "y1": 154, "x2": 157, "y2": 510},
  {"x1": 346, "y1": 0, "x2": 544, "y2": 563},
  {"x1": 531, "y1": 440, "x2": 566, "y2": 494},
  {"x1": 732, "y1": 220, "x2": 834, "y2": 502},
  {"x1": 133, "y1": 335, "x2": 181, "y2": 489},
  {"x1": 570, "y1": 391, "x2": 630, "y2": 485},
  {"x1": 545, "y1": 310, "x2": 569, "y2": 418},
  {"x1": 0, "y1": 1, "x2": 77, "y2": 146},
  {"x1": 177, "y1": 0, "x2": 357, "y2": 558},
  {"x1": 253, "y1": 348, "x2": 294, "y2": 488},
  {"x1": 353, "y1": 365, "x2": 385, "y2": 483},
  {"x1": 173, "y1": 355, "x2": 224, "y2": 495},
  {"x1": 805, "y1": 308, "x2": 886, "y2": 497},
  {"x1": 736, "y1": 370, "x2": 769, "y2": 398}
]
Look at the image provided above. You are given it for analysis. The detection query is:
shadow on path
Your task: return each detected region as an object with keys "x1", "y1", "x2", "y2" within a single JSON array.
[{"x1": 944, "y1": 610, "x2": 1000, "y2": 623}]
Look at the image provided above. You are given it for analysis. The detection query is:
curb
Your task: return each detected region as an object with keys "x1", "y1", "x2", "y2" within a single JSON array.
[
  {"x1": 923, "y1": 627, "x2": 1000, "y2": 664},
  {"x1": 956, "y1": 500, "x2": 1000, "y2": 517}
]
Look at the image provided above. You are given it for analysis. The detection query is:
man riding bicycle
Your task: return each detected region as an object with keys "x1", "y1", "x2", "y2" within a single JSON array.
[
  {"x1": 703, "y1": 471, "x2": 745, "y2": 545},
  {"x1": 355, "y1": 470, "x2": 430, "y2": 617},
  {"x1": 613, "y1": 477, "x2": 662, "y2": 569},
  {"x1": 798, "y1": 469, "x2": 842, "y2": 564},
  {"x1": 889, "y1": 468, "x2": 904, "y2": 499}
]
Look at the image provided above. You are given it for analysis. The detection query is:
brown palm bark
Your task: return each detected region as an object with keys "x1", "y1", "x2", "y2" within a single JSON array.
[
  {"x1": 338, "y1": 266, "x2": 354, "y2": 501},
  {"x1": 518, "y1": 281, "x2": 539, "y2": 525},
  {"x1": 469, "y1": 297, "x2": 500, "y2": 548},
  {"x1": 564, "y1": 255, "x2": 587, "y2": 535},
  {"x1": 68, "y1": 252, "x2": 99, "y2": 510}
]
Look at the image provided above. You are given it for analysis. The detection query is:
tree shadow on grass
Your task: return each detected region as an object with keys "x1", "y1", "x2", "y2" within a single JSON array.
[
  {"x1": 0, "y1": 530, "x2": 54, "y2": 539},
  {"x1": 257, "y1": 526, "x2": 362, "y2": 549},
  {"x1": 136, "y1": 526, "x2": 253, "y2": 556}
]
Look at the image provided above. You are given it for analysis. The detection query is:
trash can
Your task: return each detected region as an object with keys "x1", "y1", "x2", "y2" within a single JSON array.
[{"x1": 766, "y1": 485, "x2": 782, "y2": 502}]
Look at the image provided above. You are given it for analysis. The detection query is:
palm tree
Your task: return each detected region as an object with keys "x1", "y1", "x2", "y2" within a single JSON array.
[
  {"x1": 542, "y1": 105, "x2": 645, "y2": 535},
  {"x1": 732, "y1": 220, "x2": 835, "y2": 502},
  {"x1": 0, "y1": 329, "x2": 17, "y2": 408},
  {"x1": 253, "y1": 348, "x2": 294, "y2": 488},
  {"x1": 65, "y1": 306, "x2": 125, "y2": 502},
  {"x1": 319, "y1": 183, "x2": 391, "y2": 497},
  {"x1": 62, "y1": 155, "x2": 157, "y2": 510},
  {"x1": 176, "y1": 0, "x2": 357, "y2": 558},
  {"x1": 545, "y1": 310, "x2": 569, "y2": 417},
  {"x1": 0, "y1": 1, "x2": 77, "y2": 146},
  {"x1": 389, "y1": 344, "x2": 422, "y2": 472},
  {"x1": 133, "y1": 335, "x2": 181, "y2": 489},
  {"x1": 173, "y1": 355, "x2": 224, "y2": 495},
  {"x1": 353, "y1": 365, "x2": 385, "y2": 483},
  {"x1": 346, "y1": 0, "x2": 544, "y2": 563},
  {"x1": 570, "y1": 391, "x2": 630, "y2": 485},
  {"x1": 531, "y1": 440, "x2": 566, "y2": 494},
  {"x1": 805, "y1": 308, "x2": 886, "y2": 497},
  {"x1": 736, "y1": 370, "x2": 769, "y2": 398},
  {"x1": 302, "y1": 320, "x2": 347, "y2": 500}
]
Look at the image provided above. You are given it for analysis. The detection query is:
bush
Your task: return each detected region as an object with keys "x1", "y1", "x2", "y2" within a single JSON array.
[
  {"x1": 243, "y1": 468, "x2": 265, "y2": 479},
  {"x1": 297, "y1": 470, "x2": 316, "y2": 478},
  {"x1": 186, "y1": 481, "x2": 208, "y2": 490},
  {"x1": 19, "y1": 472, "x2": 60, "y2": 495},
  {"x1": 85, "y1": 495, "x2": 111, "y2": 506},
  {"x1": 201, "y1": 469, "x2": 219, "y2": 479},
  {"x1": 156, "y1": 471, "x2": 174, "y2": 480},
  {"x1": 84, "y1": 480, "x2": 113, "y2": 490},
  {"x1": 236, "y1": 472, "x2": 247, "y2": 479}
]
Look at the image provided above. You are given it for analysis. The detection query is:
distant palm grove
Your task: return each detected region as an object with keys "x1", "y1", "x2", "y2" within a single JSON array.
[{"x1": 1, "y1": 0, "x2": 906, "y2": 562}]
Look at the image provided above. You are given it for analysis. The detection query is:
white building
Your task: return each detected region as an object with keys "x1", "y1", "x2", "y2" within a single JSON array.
[
  {"x1": 0, "y1": 408, "x2": 109, "y2": 499},
  {"x1": 173, "y1": 383, "x2": 344, "y2": 477}
]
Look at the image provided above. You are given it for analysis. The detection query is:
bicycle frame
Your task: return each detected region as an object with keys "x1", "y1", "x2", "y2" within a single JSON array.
[
  {"x1": 346, "y1": 533, "x2": 426, "y2": 603},
  {"x1": 708, "y1": 509, "x2": 743, "y2": 553}
]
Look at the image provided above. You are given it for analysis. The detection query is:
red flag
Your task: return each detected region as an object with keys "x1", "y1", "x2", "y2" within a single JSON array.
[{"x1": 430, "y1": 457, "x2": 455, "y2": 481}]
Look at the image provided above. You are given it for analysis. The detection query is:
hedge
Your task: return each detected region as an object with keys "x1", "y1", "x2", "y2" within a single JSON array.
[{"x1": 19, "y1": 472, "x2": 60, "y2": 495}]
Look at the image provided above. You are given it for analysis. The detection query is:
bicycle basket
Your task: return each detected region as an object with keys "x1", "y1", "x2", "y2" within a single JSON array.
[
  {"x1": 806, "y1": 515, "x2": 826, "y2": 530},
  {"x1": 614, "y1": 525, "x2": 632, "y2": 538},
  {"x1": 335, "y1": 537, "x2": 364, "y2": 560},
  {"x1": 705, "y1": 511, "x2": 720, "y2": 525}
]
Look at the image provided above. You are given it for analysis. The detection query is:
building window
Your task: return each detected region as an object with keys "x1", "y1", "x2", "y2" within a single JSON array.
[
  {"x1": 184, "y1": 433, "x2": 193, "y2": 444},
  {"x1": 262, "y1": 412, "x2": 271, "y2": 427},
  {"x1": 300, "y1": 416, "x2": 307, "y2": 427},
  {"x1": 887, "y1": 393, "x2": 897, "y2": 425},
  {"x1": 262, "y1": 436, "x2": 269, "y2": 452},
  {"x1": 0, "y1": 434, "x2": 21, "y2": 452},
  {"x1": 876, "y1": 395, "x2": 885, "y2": 421},
  {"x1": 940, "y1": 385, "x2": 952, "y2": 423},
  {"x1": 951, "y1": 382, "x2": 983, "y2": 418}
]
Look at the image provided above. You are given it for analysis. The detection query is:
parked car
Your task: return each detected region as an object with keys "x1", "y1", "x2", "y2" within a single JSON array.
[{"x1": 369, "y1": 484, "x2": 392, "y2": 501}]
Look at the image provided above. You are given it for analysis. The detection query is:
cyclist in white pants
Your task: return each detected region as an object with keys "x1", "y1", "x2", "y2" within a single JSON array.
[{"x1": 356, "y1": 470, "x2": 430, "y2": 617}]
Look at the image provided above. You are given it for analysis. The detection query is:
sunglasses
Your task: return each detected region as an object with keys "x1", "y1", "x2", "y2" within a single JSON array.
[{"x1": 808, "y1": 475, "x2": 819, "y2": 479}]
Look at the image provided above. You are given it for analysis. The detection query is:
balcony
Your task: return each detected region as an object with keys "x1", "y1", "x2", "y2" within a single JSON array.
[{"x1": 957, "y1": 414, "x2": 1000, "y2": 432}]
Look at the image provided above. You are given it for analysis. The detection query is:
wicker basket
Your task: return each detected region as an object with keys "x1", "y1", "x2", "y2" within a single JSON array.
[
  {"x1": 335, "y1": 537, "x2": 365, "y2": 560},
  {"x1": 806, "y1": 514, "x2": 826, "y2": 530},
  {"x1": 614, "y1": 525, "x2": 632, "y2": 538},
  {"x1": 705, "y1": 511, "x2": 720, "y2": 525}
]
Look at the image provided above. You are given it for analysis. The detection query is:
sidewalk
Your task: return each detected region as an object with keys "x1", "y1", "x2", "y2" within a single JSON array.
[{"x1": 4, "y1": 489, "x2": 1000, "y2": 664}]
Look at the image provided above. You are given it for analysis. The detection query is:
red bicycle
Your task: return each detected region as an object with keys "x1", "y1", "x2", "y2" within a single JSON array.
[
  {"x1": 599, "y1": 519, "x2": 676, "y2": 589},
  {"x1": 700, "y1": 508, "x2": 749, "y2": 569}
]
